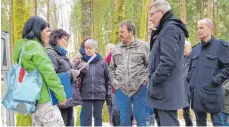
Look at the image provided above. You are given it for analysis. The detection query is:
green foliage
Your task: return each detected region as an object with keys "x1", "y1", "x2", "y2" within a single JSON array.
[
  {"x1": 1, "y1": 0, "x2": 9, "y2": 32},
  {"x1": 74, "y1": 106, "x2": 81, "y2": 126},
  {"x1": 102, "y1": 102, "x2": 110, "y2": 123}
]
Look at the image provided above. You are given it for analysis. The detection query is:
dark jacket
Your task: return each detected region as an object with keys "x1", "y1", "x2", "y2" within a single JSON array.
[
  {"x1": 46, "y1": 45, "x2": 82, "y2": 108},
  {"x1": 77, "y1": 57, "x2": 112, "y2": 101},
  {"x1": 183, "y1": 55, "x2": 191, "y2": 101},
  {"x1": 147, "y1": 10, "x2": 189, "y2": 110},
  {"x1": 223, "y1": 79, "x2": 229, "y2": 113},
  {"x1": 187, "y1": 37, "x2": 229, "y2": 113}
]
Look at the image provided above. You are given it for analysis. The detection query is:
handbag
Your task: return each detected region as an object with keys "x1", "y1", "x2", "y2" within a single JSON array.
[{"x1": 2, "y1": 46, "x2": 43, "y2": 115}]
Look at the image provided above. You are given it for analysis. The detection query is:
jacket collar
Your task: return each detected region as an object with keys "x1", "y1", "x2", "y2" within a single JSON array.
[
  {"x1": 120, "y1": 37, "x2": 138, "y2": 48},
  {"x1": 201, "y1": 36, "x2": 214, "y2": 48}
]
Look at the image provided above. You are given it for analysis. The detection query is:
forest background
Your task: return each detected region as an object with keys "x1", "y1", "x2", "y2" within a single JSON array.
[
  {"x1": 1, "y1": 0, "x2": 229, "y2": 126},
  {"x1": 1, "y1": 0, "x2": 229, "y2": 58}
]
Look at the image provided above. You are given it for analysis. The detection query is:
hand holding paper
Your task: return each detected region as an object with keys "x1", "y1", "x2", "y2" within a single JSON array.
[{"x1": 79, "y1": 54, "x2": 97, "y2": 71}]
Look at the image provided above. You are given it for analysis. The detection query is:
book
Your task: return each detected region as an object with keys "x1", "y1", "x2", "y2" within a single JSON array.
[{"x1": 49, "y1": 72, "x2": 72, "y2": 105}]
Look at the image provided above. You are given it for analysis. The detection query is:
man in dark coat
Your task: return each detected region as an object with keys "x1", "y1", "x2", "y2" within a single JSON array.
[
  {"x1": 148, "y1": 0, "x2": 189, "y2": 126},
  {"x1": 187, "y1": 18, "x2": 229, "y2": 126}
]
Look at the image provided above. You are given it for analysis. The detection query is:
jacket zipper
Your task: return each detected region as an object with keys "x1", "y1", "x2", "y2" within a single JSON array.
[{"x1": 92, "y1": 64, "x2": 94, "y2": 100}]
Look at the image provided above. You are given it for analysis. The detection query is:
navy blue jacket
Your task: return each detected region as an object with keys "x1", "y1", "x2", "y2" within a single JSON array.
[
  {"x1": 187, "y1": 37, "x2": 229, "y2": 112},
  {"x1": 77, "y1": 58, "x2": 111, "y2": 101},
  {"x1": 148, "y1": 10, "x2": 189, "y2": 110}
]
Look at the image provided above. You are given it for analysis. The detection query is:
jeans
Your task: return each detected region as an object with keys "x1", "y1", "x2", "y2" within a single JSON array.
[
  {"x1": 116, "y1": 85, "x2": 147, "y2": 126},
  {"x1": 146, "y1": 106, "x2": 155, "y2": 126},
  {"x1": 222, "y1": 112, "x2": 229, "y2": 126}
]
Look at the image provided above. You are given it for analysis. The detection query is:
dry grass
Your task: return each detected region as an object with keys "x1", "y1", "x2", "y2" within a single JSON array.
[{"x1": 178, "y1": 109, "x2": 212, "y2": 122}]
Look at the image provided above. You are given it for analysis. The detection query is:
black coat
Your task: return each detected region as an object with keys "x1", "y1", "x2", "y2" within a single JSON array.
[
  {"x1": 147, "y1": 10, "x2": 189, "y2": 110},
  {"x1": 46, "y1": 46, "x2": 82, "y2": 108},
  {"x1": 187, "y1": 37, "x2": 229, "y2": 112}
]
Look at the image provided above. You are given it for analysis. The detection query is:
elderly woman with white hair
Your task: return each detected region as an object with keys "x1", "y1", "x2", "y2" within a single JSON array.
[{"x1": 76, "y1": 38, "x2": 112, "y2": 126}]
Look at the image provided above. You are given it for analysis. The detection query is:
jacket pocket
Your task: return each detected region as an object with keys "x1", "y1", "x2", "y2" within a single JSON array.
[
  {"x1": 200, "y1": 85, "x2": 220, "y2": 104},
  {"x1": 204, "y1": 55, "x2": 218, "y2": 69},
  {"x1": 149, "y1": 53, "x2": 156, "y2": 72},
  {"x1": 149, "y1": 80, "x2": 165, "y2": 100},
  {"x1": 191, "y1": 55, "x2": 199, "y2": 68},
  {"x1": 113, "y1": 52, "x2": 123, "y2": 65},
  {"x1": 130, "y1": 52, "x2": 143, "y2": 63}
]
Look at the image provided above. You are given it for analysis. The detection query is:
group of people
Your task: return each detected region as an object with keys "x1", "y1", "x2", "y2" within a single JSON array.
[{"x1": 12, "y1": 0, "x2": 229, "y2": 126}]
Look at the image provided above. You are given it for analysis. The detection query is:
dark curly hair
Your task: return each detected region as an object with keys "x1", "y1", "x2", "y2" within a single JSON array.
[{"x1": 49, "y1": 29, "x2": 70, "y2": 47}]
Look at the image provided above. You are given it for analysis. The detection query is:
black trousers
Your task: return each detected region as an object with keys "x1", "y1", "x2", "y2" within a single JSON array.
[
  {"x1": 183, "y1": 106, "x2": 193, "y2": 126},
  {"x1": 81, "y1": 100, "x2": 105, "y2": 126},
  {"x1": 194, "y1": 110, "x2": 223, "y2": 126},
  {"x1": 155, "y1": 108, "x2": 180, "y2": 126},
  {"x1": 60, "y1": 107, "x2": 73, "y2": 126}
]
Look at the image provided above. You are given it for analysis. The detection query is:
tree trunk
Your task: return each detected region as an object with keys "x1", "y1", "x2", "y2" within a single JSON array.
[
  {"x1": 9, "y1": 0, "x2": 14, "y2": 63},
  {"x1": 47, "y1": 0, "x2": 50, "y2": 23},
  {"x1": 81, "y1": 0, "x2": 93, "y2": 38},
  {"x1": 139, "y1": 0, "x2": 148, "y2": 41},
  {"x1": 216, "y1": 0, "x2": 219, "y2": 37},
  {"x1": 180, "y1": 0, "x2": 186, "y2": 24},
  {"x1": 13, "y1": 0, "x2": 30, "y2": 41},
  {"x1": 30, "y1": 0, "x2": 37, "y2": 16},
  {"x1": 112, "y1": 0, "x2": 125, "y2": 44},
  {"x1": 207, "y1": 0, "x2": 213, "y2": 19},
  {"x1": 147, "y1": 0, "x2": 155, "y2": 42}
]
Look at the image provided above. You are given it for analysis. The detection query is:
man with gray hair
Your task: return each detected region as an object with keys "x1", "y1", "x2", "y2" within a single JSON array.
[
  {"x1": 110, "y1": 20, "x2": 150, "y2": 126},
  {"x1": 148, "y1": 0, "x2": 189, "y2": 126},
  {"x1": 187, "y1": 18, "x2": 229, "y2": 126}
]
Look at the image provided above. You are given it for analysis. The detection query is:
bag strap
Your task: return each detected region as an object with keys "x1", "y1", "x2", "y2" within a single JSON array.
[
  {"x1": 18, "y1": 47, "x2": 25, "y2": 64},
  {"x1": 18, "y1": 39, "x2": 28, "y2": 64}
]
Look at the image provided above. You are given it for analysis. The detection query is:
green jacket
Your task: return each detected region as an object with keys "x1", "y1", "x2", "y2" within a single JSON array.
[{"x1": 13, "y1": 39, "x2": 66, "y2": 104}]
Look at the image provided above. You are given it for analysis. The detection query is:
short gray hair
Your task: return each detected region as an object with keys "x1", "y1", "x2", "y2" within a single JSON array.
[
  {"x1": 198, "y1": 18, "x2": 214, "y2": 28},
  {"x1": 150, "y1": 0, "x2": 171, "y2": 12},
  {"x1": 84, "y1": 39, "x2": 98, "y2": 50},
  {"x1": 119, "y1": 20, "x2": 136, "y2": 36},
  {"x1": 185, "y1": 40, "x2": 191, "y2": 47}
]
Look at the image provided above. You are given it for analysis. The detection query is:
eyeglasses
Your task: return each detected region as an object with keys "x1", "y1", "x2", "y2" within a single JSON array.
[
  {"x1": 62, "y1": 37, "x2": 69, "y2": 42},
  {"x1": 150, "y1": 10, "x2": 161, "y2": 17}
]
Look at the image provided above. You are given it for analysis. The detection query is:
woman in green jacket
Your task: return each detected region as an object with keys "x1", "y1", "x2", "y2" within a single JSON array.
[{"x1": 13, "y1": 16, "x2": 67, "y2": 126}]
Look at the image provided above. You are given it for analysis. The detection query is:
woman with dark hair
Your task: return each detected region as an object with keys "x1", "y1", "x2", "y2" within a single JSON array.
[
  {"x1": 46, "y1": 28, "x2": 82, "y2": 126},
  {"x1": 13, "y1": 16, "x2": 67, "y2": 126}
]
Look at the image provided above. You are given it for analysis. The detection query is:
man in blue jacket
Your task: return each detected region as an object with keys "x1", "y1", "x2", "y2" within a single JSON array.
[
  {"x1": 148, "y1": 0, "x2": 189, "y2": 126},
  {"x1": 187, "y1": 18, "x2": 229, "y2": 126}
]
